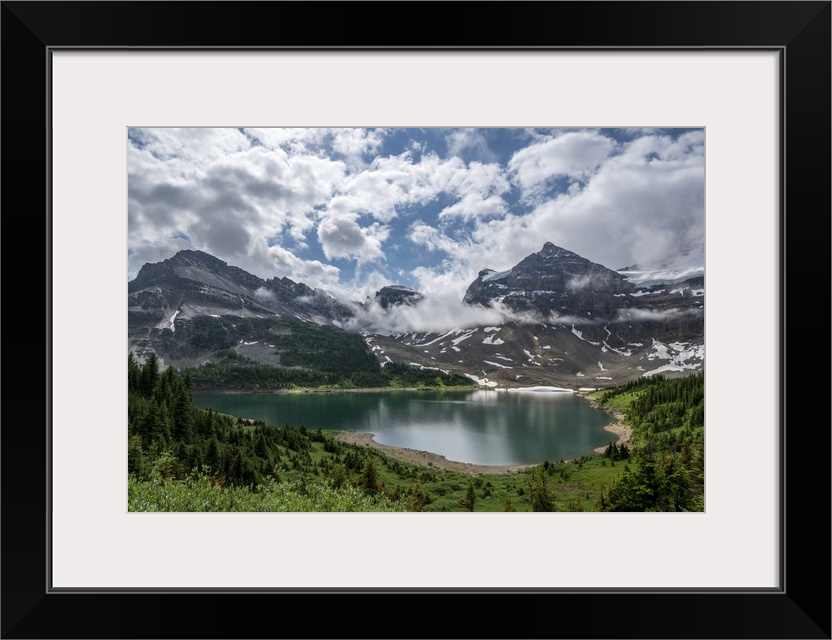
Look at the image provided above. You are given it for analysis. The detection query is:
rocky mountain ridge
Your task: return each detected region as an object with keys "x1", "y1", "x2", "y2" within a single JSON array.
[
  {"x1": 128, "y1": 244, "x2": 704, "y2": 389},
  {"x1": 368, "y1": 242, "x2": 704, "y2": 388},
  {"x1": 373, "y1": 285, "x2": 424, "y2": 309},
  {"x1": 129, "y1": 249, "x2": 354, "y2": 329},
  {"x1": 464, "y1": 242, "x2": 635, "y2": 315}
]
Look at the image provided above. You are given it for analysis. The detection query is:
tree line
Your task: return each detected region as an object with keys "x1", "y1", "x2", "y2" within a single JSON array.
[
  {"x1": 595, "y1": 371, "x2": 704, "y2": 511},
  {"x1": 187, "y1": 349, "x2": 472, "y2": 390}
]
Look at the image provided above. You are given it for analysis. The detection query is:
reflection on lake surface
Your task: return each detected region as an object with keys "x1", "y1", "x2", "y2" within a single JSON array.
[{"x1": 192, "y1": 389, "x2": 614, "y2": 466}]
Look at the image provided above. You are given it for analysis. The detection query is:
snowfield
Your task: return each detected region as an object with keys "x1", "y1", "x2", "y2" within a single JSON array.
[{"x1": 642, "y1": 340, "x2": 704, "y2": 376}]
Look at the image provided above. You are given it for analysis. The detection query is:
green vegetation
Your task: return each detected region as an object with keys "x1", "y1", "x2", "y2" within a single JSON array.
[
  {"x1": 129, "y1": 470, "x2": 406, "y2": 512},
  {"x1": 188, "y1": 355, "x2": 471, "y2": 390},
  {"x1": 129, "y1": 352, "x2": 703, "y2": 512},
  {"x1": 180, "y1": 318, "x2": 472, "y2": 390},
  {"x1": 592, "y1": 372, "x2": 704, "y2": 511}
]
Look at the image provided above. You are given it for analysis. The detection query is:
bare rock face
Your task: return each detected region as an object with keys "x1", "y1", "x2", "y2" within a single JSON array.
[
  {"x1": 463, "y1": 242, "x2": 635, "y2": 316},
  {"x1": 462, "y1": 242, "x2": 704, "y2": 318},
  {"x1": 372, "y1": 242, "x2": 705, "y2": 389},
  {"x1": 128, "y1": 250, "x2": 357, "y2": 366},
  {"x1": 127, "y1": 244, "x2": 704, "y2": 390},
  {"x1": 128, "y1": 250, "x2": 355, "y2": 328},
  {"x1": 374, "y1": 285, "x2": 424, "y2": 309}
]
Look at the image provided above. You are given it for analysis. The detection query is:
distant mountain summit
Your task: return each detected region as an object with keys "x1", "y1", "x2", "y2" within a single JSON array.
[
  {"x1": 368, "y1": 241, "x2": 704, "y2": 388},
  {"x1": 374, "y1": 285, "x2": 424, "y2": 309},
  {"x1": 128, "y1": 244, "x2": 704, "y2": 389},
  {"x1": 463, "y1": 242, "x2": 634, "y2": 316},
  {"x1": 130, "y1": 250, "x2": 263, "y2": 298},
  {"x1": 128, "y1": 249, "x2": 354, "y2": 331},
  {"x1": 462, "y1": 241, "x2": 704, "y2": 319}
]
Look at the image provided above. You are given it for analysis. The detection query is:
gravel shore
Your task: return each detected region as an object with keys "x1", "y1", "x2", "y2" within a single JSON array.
[
  {"x1": 577, "y1": 392, "x2": 633, "y2": 453},
  {"x1": 332, "y1": 431, "x2": 535, "y2": 476},
  {"x1": 332, "y1": 391, "x2": 633, "y2": 474}
]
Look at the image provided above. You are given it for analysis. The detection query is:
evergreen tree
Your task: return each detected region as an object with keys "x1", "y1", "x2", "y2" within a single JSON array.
[
  {"x1": 460, "y1": 480, "x2": 477, "y2": 512},
  {"x1": 408, "y1": 476, "x2": 428, "y2": 511},
  {"x1": 206, "y1": 438, "x2": 221, "y2": 474},
  {"x1": 139, "y1": 353, "x2": 159, "y2": 396},
  {"x1": 172, "y1": 385, "x2": 195, "y2": 442},
  {"x1": 358, "y1": 460, "x2": 380, "y2": 493},
  {"x1": 128, "y1": 352, "x2": 141, "y2": 393},
  {"x1": 128, "y1": 435, "x2": 145, "y2": 475},
  {"x1": 528, "y1": 468, "x2": 557, "y2": 512}
]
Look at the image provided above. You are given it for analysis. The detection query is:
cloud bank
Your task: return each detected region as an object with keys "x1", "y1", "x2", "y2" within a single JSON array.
[{"x1": 129, "y1": 127, "x2": 705, "y2": 309}]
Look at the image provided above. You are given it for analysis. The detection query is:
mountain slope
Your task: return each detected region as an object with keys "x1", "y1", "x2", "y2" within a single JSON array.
[
  {"x1": 129, "y1": 250, "x2": 353, "y2": 329},
  {"x1": 128, "y1": 244, "x2": 703, "y2": 389},
  {"x1": 463, "y1": 242, "x2": 635, "y2": 316},
  {"x1": 368, "y1": 242, "x2": 704, "y2": 389},
  {"x1": 128, "y1": 250, "x2": 355, "y2": 368}
]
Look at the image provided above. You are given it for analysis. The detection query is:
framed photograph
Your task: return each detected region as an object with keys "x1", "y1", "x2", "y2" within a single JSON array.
[
  {"x1": 3, "y1": 2, "x2": 829, "y2": 638},
  {"x1": 124, "y1": 123, "x2": 707, "y2": 512}
]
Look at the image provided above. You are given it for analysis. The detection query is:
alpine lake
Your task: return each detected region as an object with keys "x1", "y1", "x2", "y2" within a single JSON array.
[{"x1": 192, "y1": 388, "x2": 616, "y2": 466}]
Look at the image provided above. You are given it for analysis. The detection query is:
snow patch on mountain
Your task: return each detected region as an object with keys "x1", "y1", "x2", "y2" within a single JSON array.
[
  {"x1": 451, "y1": 329, "x2": 478, "y2": 346},
  {"x1": 642, "y1": 339, "x2": 704, "y2": 376},
  {"x1": 169, "y1": 310, "x2": 179, "y2": 332},
  {"x1": 571, "y1": 325, "x2": 600, "y2": 346},
  {"x1": 603, "y1": 342, "x2": 633, "y2": 357},
  {"x1": 465, "y1": 373, "x2": 499, "y2": 387},
  {"x1": 481, "y1": 269, "x2": 512, "y2": 283},
  {"x1": 620, "y1": 265, "x2": 704, "y2": 288},
  {"x1": 409, "y1": 363, "x2": 450, "y2": 375}
]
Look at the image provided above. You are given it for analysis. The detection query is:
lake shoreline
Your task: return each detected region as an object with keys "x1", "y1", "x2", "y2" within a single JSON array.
[
  {"x1": 332, "y1": 431, "x2": 537, "y2": 476},
  {"x1": 577, "y1": 391, "x2": 632, "y2": 452},
  {"x1": 194, "y1": 386, "x2": 622, "y2": 474}
]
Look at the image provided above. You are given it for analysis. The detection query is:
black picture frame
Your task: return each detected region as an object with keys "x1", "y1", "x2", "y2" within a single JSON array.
[{"x1": 2, "y1": 2, "x2": 829, "y2": 638}]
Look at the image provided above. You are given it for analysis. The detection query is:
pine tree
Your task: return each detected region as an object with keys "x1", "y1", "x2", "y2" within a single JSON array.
[
  {"x1": 528, "y1": 468, "x2": 557, "y2": 512},
  {"x1": 358, "y1": 460, "x2": 380, "y2": 493},
  {"x1": 460, "y1": 480, "x2": 477, "y2": 512},
  {"x1": 139, "y1": 352, "x2": 159, "y2": 396},
  {"x1": 128, "y1": 352, "x2": 141, "y2": 393},
  {"x1": 206, "y1": 438, "x2": 221, "y2": 474},
  {"x1": 408, "y1": 476, "x2": 428, "y2": 511},
  {"x1": 172, "y1": 385, "x2": 194, "y2": 443}
]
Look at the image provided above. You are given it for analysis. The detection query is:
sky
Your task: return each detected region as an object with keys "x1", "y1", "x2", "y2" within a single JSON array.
[{"x1": 128, "y1": 127, "x2": 704, "y2": 305}]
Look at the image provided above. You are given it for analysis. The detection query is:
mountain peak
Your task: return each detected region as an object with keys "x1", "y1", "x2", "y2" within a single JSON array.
[
  {"x1": 375, "y1": 285, "x2": 424, "y2": 309},
  {"x1": 129, "y1": 248, "x2": 357, "y2": 335},
  {"x1": 538, "y1": 242, "x2": 577, "y2": 259},
  {"x1": 463, "y1": 243, "x2": 633, "y2": 312},
  {"x1": 168, "y1": 249, "x2": 227, "y2": 267}
]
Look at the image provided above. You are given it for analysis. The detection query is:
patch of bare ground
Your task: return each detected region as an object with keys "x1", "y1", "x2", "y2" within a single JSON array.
[{"x1": 332, "y1": 431, "x2": 535, "y2": 476}]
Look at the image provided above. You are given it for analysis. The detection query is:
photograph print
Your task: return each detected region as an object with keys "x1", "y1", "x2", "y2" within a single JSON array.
[{"x1": 127, "y1": 127, "x2": 705, "y2": 513}]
